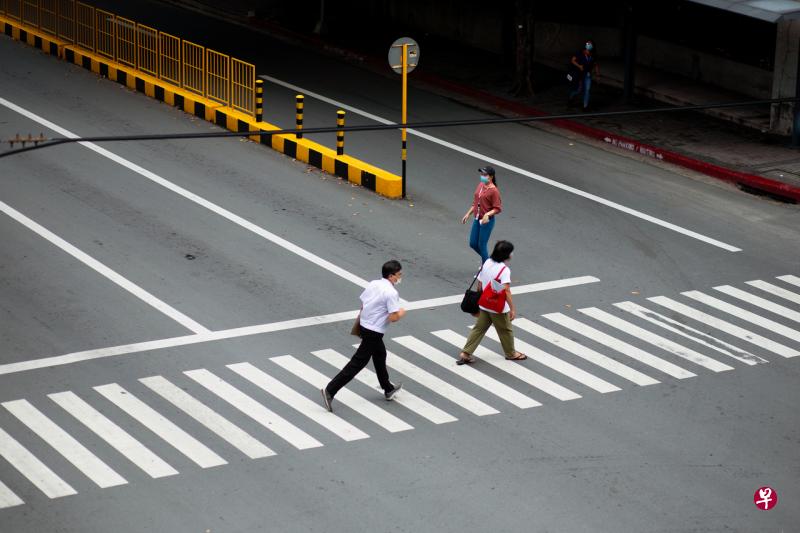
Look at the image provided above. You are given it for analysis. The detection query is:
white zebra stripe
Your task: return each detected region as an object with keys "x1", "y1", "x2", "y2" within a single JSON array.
[
  {"x1": 94, "y1": 383, "x2": 227, "y2": 467},
  {"x1": 542, "y1": 313, "x2": 696, "y2": 379},
  {"x1": 0, "y1": 425, "x2": 76, "y2": 499},
  {"x1": 270, "y1": 356, "x2": 413, "y2": 433},
  {"x1": 3, "y1": 399, "x2": 127, "y2": 488},
  {"x1": 0, "y1": 479, "x2": 24, "y2": 509},
  {"x1": 613, "y1": 301, "x2": 765, "y2": 365},
  {"x1": 777, "y1": 274, "x2": 800, "y2": 288},
  {"x1": 227, "y1": 362, "x2": 370, "y2": 441},
  {"x1": 713, "y1": 286, "x2": 800, "y2": 324},
  {"x1": 392, "y1": 336, "x2": 541, "y2": 408},
  {"x1": 49, "y1": 391, "x2": 178, "y2": 478},
  {"x1": 315, "y1": 349, "x2": 457, "y2": 424},
  {"x1": 682, "y1": 291, "x2": 800, "y2": 344},
  {"x1": 649, "y1": 296, "x2": 799, "y2": 358},
  {"x1": 513, "y1": 318, "x2": 658, "y2": 386},
  {"x1": 183, "y1": 369, "x2": 323, "y2": 450},
  {"x1": 746, "y1": 280, "x2": 800, "y2": 306},
  {"x1": 434, "y1": 329, "x2": 582, "y2": 400},
  {"x1": 139, "y1": 375, "x2": 275, "y2": 459},
  {"x1": 578, "y1": 307, "x2": 733, "y2": 372}
]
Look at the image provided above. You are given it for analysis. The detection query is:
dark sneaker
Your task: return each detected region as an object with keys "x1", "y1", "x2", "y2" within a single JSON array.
[
  {"x1": 384, "y1": 382, "x2": 403, "y2": 401},
  {"x1": 320, "y1": 388, "x2": 333, "y2": 412}
]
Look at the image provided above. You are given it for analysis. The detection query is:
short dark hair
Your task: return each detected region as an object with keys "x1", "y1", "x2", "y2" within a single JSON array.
[
  {"x1": 382, "y1": 260, "x2": 402, "y2": 278},
  {"x1": 490, "y1": 240, "x2": 514, "y2": 262}
]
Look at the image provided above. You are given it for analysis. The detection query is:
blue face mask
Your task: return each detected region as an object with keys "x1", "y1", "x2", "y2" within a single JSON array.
[
  {"x1": 480, "y1": 175, "x2": 489, "y2": 184},
  {"x1": 585, "y1": 43, "x2": 593, "y2": 51}
]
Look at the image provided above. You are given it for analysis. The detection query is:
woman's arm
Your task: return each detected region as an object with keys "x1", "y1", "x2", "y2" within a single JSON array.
[
  {"x1": 462, "y1": 205, "x2": 475, "y2": 224},
  {"x1": 504, "y1": 284, "x2": 516, "y2": 320}
]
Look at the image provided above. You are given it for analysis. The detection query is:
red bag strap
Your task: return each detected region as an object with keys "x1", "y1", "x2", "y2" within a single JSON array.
[{"x1": 494, "y1": 266, "x2": 506, "y2": 282}]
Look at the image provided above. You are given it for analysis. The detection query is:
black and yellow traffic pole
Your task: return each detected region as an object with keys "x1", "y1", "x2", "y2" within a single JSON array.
[
  {"x1": 295, "y1": 94, "x2": 304, "y2": 139},
  {"x1": 336, "y1": 110, "x2": 345, "y2": 155},
  {"x1": 401, "y1": 43, "x2": 408, "y2": 199},
  {"x1": 389, "y1": 38, "x2": 419, "y2": 199},
  {"x1": 255, "y1": 79, "x2": 264, "y2": 122}
]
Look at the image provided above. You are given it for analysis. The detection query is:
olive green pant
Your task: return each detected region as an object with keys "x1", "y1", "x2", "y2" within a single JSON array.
[{"x1": 462, "y1": 310, "x2": 515, "y2": 356}]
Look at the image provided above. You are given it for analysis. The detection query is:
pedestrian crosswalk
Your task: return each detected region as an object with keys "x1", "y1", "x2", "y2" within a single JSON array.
[{"x1": 1, "y1": 273, "x2": 799, "y2": 509}]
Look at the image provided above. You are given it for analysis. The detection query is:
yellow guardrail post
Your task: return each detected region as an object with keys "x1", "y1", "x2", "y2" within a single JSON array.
[
  {"x1": 336, "y1": 109, "x2": 345, "y2": 155},
  {"x1": 255, "y1": 79, "x2": 263, "y2": 122},
  {"x1": 295, "y1": 94, "x2": 304, "y2": 139}
]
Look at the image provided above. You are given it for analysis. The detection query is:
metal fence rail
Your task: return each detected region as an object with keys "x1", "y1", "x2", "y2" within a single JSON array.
[{"x1": 0, "y1": 0, "x2": 256, "y2": 116}]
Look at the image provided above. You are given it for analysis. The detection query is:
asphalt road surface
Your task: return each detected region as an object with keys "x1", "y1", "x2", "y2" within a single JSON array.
[{"x1": 1, "y1": 10, "x2": 799, "y2": 533}]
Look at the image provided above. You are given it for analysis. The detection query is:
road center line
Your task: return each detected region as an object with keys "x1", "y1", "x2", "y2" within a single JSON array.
[
  {"x1": 0, "y1": 275, "x2": 599, "y2": 376},
  {"x1": 0, "y1": 200, "x2": 210, "y2": 334},
  {"x1": 261, "y1": 75, "x2": 742, "y2": 253},
  {"x1": 0, "y1": 96, "x2": 372, "y2": 289}
]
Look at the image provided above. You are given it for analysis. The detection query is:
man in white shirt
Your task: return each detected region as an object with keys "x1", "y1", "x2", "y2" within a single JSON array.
[{"x1": 322, "y1": 260, "x2": 406, "y2": 412}]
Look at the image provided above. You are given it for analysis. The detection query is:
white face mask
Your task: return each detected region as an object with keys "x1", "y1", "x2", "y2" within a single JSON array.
[{"x1": 394, "y1": 277, "x2": 402, "y2": 285}]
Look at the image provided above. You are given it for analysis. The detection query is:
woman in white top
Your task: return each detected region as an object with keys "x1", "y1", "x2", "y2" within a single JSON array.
[{"x1": 458, "y1": 240, "x2": 527, "y2": 364}]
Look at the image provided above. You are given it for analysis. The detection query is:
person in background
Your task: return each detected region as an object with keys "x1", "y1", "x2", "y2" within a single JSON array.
[
  {"x1": 458, "y1": 240, "x2": 527, "y2": 364},
  {"x1": 568, "y1": 40, "x2": 599, "y2": 111},
  {"x1": 461, "y1": 166, "x2": 502, "y2": 264}
]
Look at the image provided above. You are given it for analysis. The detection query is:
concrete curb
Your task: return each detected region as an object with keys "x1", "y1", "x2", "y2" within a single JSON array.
[{"x1": 1, "y1": 16, "x2": 402, "y2": 199}]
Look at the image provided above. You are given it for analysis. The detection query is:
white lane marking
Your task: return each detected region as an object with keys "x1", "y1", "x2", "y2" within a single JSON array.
[
  {"x1": 0, "y1": 275, "x2": 599, "y2": 376},
  {"x1": 392, "y1": 336, "x2": 540, "y2": 408},
  {"x1": 714, "y1": 285, "x2": 800, "y2": 324},
  {"x1": 404, "y1": 276, "x2": 600, "y2": 310},
  {"x1": 384, "y1": 351, "x2": 498, "y2": 416},
  {"x1": 778, "y1": 275, "x2": 800, "y2": 288},
  {"x1": 434, "y1": 329, "x2": 582, "y2": 400},
  {"x1": 313, "y1": 349, "x2": 457, "y2": 425},
  {"x1": 478, "y1": 327, "x2": 621, "y2": 393},
  {"x1": 578, "y1": 307, "x2": 733, "y2": 372},
  {"x1": 139, "y1": 375, "x2": 275, "y2": 459},
  {"x1": 183, "y1": 369, "x2": 322, "y2": 450},
  {"x1": 0, "y1": 200, "x2": 209, "y2": 334},
  {"x1": 0, "y1": 96, "x2": 370, "y2": 289},
  {"x1": 271, "y1": 356, "x2": 414, "y2": 433},
  {"x1": 612, "y1": 301, "x2": 765, "y2": 365},
  {"x1": 2, "y1": 399, "x2": 127, "y2": 488},
  {"x1": 48, "y1": 390, "x2": 178, "y2": 478},
  {"x1": 682, "y1": 291, "x2": 800, "y2": 343},
  {"x1": 261, "y1": 76, "x2": 742, "y2": 253},
  {"x1": 513, "y1": 317, "x2": 658, "y2": 386},
  {"x1": 0, "y1": 426, "x2": 77, "y2": 499},
  {"x1": 746, "y1": 280, "x2": 800, "y2": 306},
  {"x1": 226, "y1": 362, "x2": 370, "y2": 441},
  {"x1": 543, "y1": 313, "x2": 696, "y2": 379},
  {"x1": 94, "y1": 383, "x2": 227, "y2": 467},
  {"x1": 648, "y1": 296, "x2": 800, "y2": 358},
  {"x1": 0, "y1": 479, "x2": 24, "y2": 509}
]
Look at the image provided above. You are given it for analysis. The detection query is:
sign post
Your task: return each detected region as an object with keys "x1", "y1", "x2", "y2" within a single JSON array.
[{"x1": 388, "y1": 38, "x2": 419, "y2": 199}]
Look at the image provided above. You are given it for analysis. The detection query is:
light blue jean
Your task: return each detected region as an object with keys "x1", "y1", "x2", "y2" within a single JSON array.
[
  {"x1": 469, "y1": 217, "x2": 495, "y2": 263},
  {"x1": 569, "y1": 73, "x2": 592, "y2": 108}
]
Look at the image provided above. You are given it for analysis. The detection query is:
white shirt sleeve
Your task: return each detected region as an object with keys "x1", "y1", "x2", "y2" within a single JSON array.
[{"x1": 385, "y1": 288, "x2": 401, "y2": 314}]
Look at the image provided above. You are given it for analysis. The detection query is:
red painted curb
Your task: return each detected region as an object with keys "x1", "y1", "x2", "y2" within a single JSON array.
[{"x1": 412, "y1": 71, "x2": 800, "y2": 203}]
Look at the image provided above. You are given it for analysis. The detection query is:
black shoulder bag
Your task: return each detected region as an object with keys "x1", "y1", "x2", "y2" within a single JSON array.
[{"x1": 460, "y1": 266, "x2": 483, "y2": 314}]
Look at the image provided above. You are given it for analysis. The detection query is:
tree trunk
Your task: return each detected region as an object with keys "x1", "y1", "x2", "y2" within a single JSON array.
[{"x1": 510, "y1": 0, "x2": 535, "y2": 97}]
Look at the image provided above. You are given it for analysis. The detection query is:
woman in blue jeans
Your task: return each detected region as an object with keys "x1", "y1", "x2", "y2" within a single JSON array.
[{"x1": 461, "y1": 166, "x2": 502, "y2": 264}]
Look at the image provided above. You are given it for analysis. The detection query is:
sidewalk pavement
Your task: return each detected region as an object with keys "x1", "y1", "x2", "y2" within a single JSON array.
[{"x1": 159, "y1": 0, "x2": 800, "y2": 203}]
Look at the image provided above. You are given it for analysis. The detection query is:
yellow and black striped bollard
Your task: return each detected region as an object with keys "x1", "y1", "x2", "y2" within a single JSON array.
[
  {"x1": 255, "y1": 79, "x2": 263, "y2": 122},
  {"x1": 295, "y1": 94, "x2": 304, "y2": 139},
  {"x1": 336, "y1": 110, "x2": 345, "y2": 155}
]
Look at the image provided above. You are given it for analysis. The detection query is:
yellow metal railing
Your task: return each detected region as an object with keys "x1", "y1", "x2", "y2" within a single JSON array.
[{"x1": 1, "y1": 0, "x2": 257, "y2": 117}]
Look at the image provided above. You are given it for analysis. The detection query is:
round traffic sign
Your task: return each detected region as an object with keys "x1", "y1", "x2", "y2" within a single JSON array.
[{"x1": 388, "y1": 37, "x2": 420, "y2": 74}]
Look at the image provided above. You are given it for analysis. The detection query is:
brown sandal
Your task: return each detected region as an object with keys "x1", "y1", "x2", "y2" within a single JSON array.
[
  {"x1": 505, "y1": 352, "x2": 528, "y2": 361},
  {"x1": 457, "y1": 352, "x2": 476, "y2": 365}
]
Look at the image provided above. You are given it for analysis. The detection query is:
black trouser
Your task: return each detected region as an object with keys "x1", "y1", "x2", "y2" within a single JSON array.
[{"x1": 326, "y1": 326, "x2": 392, "y2": 397}]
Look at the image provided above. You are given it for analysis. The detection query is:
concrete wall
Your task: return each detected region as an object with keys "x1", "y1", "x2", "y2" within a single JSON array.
[{"x1": 770, "y1": 19, "x2": 800, "y2": 135}]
